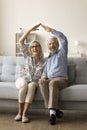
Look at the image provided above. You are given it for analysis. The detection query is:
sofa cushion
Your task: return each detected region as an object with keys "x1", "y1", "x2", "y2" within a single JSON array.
[
  {"x1": 60, "y1": 84, "x2": 87, "y2": 101},
  {"x1": 0, "y1": 82, "x2": 18, "y2": 99},
  {"x1": 0, "y1": 82, "x2": 43, "y2": 101}
]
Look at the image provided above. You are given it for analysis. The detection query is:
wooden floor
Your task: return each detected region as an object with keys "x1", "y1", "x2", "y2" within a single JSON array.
[{"x1": 0, "y1": 108, "x2": 87, "y2": 130}]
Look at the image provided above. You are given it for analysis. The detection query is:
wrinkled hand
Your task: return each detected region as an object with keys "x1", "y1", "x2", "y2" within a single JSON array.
[
  {"x1": 41, "y1": 23, "x2": 53, "y2": 32},
  {"x1": 38, "y1": 77, "x2": 46, "y2": 85}
]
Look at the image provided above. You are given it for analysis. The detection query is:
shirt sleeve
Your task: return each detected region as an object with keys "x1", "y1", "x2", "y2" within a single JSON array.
[
  {"x1": 20, "y1": 44, "x2": 30, "y2": 58},
  {"x1": 52, "y1": 30, "x2": 68, "y2": 54}
]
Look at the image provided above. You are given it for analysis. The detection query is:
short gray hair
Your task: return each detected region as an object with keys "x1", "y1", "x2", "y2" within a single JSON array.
[{"x1": 46, "y1": 36, "x2": 59, "y2": 45}]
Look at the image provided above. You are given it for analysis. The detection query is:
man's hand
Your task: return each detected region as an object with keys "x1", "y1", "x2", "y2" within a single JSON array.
[
  {"x1": 38, "y1": 77, "x2": 46, "y2": 85},
  {"x1": 41, "y1": 24, "x2": 53, "y2": 32}
]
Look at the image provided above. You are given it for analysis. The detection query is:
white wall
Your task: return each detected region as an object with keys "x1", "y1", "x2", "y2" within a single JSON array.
[{"x1": 0, "y1": 0, "x2": 87, "y2": 56}]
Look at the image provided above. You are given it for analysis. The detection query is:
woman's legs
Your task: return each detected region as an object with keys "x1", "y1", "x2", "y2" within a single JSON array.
[
  {"x1": 22, "y1": 82, "x2": 38, "y2": 117},
  {"x1": 18, "y1": 103, "x2": 24, "y2": 116},
  {"x1": 15, "y1": 80, "x2": 38, "y2": 122},
  {"x1": 17, "y1": 82, "x2": 38, "y2": 123},
  {"x1": 15, "y1": 78, "x2": 28, "y2": 121},
  {"x1": 25, "y1": 82, "x2": 38, "y2": 103},
  {"x1": 18, "y1": 82, "x2": 28, "y2": 115},
  {"x1": 22, "y1": 103, "x2": 31, "y2": 118}
]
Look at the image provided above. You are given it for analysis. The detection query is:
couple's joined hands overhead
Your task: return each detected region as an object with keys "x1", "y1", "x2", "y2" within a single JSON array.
[
  {"x1": 30, "y1": 23, "x2": 53, "y2": 32},
  {"x1": 19, "y1": 23, "x2": 53, "y2": 45}
]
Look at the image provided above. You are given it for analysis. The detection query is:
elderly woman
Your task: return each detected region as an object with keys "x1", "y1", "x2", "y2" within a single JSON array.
[{"x1": 14, "y1": 24, "x2": 46, "y2": 123}]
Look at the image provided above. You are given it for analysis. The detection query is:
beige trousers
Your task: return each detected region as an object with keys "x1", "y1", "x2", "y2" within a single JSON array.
[
  {"x1": 18, "y1": 80, "x2": 38, "y2": 104},
  {"x1": 39, "y1": 77, "x2": 69, "y2": 109}
]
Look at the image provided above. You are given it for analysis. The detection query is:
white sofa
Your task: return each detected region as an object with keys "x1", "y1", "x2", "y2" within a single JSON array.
[{"x1": 0, "y1": 56, "x2": 87, "y2": 110}]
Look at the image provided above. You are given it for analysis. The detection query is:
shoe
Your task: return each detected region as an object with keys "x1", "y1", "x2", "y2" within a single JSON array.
[
  {"x1": 22, "y1": 116, "x2": 29, "y2": 123},
  {"x1": 49, "y1": 114, "x2": 56, "y2": 125},
  {"x1": 56, "y1": 109, "x2": 64, "y2": 118},
  {"x1": 14, "y1": 114, "x2": 22, "y2": 121}
]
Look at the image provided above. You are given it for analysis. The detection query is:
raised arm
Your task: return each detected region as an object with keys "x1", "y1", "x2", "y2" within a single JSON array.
[
  {"x1": 19, "y1": 23, "x2": 41, "y2": 45},
  {"x1": 41, "y1": 23, "x2": 68, "y2": 54}
]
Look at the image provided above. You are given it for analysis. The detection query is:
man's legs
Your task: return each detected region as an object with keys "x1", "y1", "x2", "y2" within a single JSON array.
[
  {"x1": 48, "y1": 77, "x2": 68, "y2": 125},
  {"x1": 39, "y1": 77, "x2": 68, "y2": 125},
  {"x1": 48, "y1": 77, "x2": 68, "y2": 109},
  {"x1": 39, "y1": 80, "x2": 49, "y2": 108}
]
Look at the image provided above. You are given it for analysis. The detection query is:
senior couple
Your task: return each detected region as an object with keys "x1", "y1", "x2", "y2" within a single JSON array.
[{"x1": 14, "y1": 23, "x2": 68, "y2": 125}]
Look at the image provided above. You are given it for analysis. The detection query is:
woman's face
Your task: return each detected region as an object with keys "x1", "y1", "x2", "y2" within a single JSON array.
[{"x1": 30, "y1": 41, "x2": 41, "y2": 57}]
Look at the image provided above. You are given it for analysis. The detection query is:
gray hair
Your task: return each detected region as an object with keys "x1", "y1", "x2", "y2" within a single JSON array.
[{"x1": 46, "y1": 36, "x2": 59, "y2": 45}]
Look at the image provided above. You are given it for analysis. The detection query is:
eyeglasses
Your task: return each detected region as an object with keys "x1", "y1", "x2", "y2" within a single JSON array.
[{"x1": 30, "y1": 45, "x2": 40, "y2": 49}]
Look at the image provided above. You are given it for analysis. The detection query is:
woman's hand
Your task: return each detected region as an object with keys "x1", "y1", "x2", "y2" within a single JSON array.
[
  {"x1": 21, "y1": 68, "x2": 26, "y2": 74},
  {"x1": 30, "y1": 23, "x2": 41, "y2": 32}
]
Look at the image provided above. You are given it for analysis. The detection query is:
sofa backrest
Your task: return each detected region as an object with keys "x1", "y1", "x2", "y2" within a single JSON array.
[
  {"x1": 0, "y1": 56, "x2": 87, "y2": 84},
  {"x1": 0, "y1": 56, "x2": 25, "y2": 82},
  {"x1": 68, "y1": 57, "x2": 87, "y2": 84},
  {"x1": 67, "y1": 63, "x2": 76, "y2": 85}
]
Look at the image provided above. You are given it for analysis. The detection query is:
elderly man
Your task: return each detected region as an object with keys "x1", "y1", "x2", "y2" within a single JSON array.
[{"x1": 39, "y1": 24, "x2": 69, "y2": 125}]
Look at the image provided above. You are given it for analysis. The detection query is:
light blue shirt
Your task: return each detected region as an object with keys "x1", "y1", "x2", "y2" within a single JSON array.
[{"x1": 46, "y1": 30, "x2": 68, "y2": 78}]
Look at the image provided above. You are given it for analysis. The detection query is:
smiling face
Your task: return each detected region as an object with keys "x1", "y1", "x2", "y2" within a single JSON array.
[
  {"x1": 30, "y1": 41, "x2": 42, "y2": 57},
  {"x1": 47, "y1": 37, "x2": 59, "y2": 54}
]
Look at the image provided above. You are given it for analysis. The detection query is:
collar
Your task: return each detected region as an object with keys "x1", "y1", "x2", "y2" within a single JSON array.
[{"x1": 48, "y1": 49, "x2": 59, "y2": 57}]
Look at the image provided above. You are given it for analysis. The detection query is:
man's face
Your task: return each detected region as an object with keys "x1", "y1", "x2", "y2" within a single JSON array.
[{"x1": 47, "y1": 38, "x2": 59, "y2": 54}]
